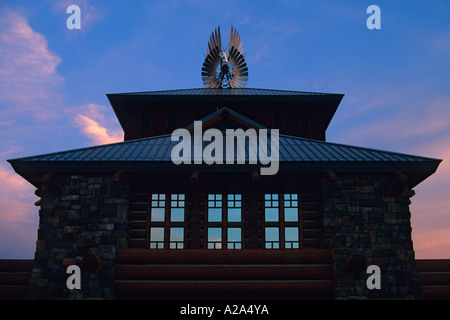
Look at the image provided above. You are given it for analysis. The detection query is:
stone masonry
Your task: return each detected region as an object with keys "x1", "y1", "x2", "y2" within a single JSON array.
[
  {"x1": 27, "y1": 174, "x2": 130, "y2": 300},
  {"x1": 321, "y1": 173, "x2": 422, "y2": 299}
]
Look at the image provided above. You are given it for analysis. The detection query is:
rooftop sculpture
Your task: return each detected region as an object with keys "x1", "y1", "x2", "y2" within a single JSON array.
[{"x1": 201, "y1": 26, "x2": 249, "y2": 88}]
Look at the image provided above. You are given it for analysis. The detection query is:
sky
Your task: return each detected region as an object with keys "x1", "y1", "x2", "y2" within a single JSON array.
[{"x1": 0, "y1": 0, "x2": 449, "y2": 259}]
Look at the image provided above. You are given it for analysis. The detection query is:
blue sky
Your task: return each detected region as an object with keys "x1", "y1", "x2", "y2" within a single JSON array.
[{"x1": 0, "y1": 0, "x2": 449, "y2": 258}]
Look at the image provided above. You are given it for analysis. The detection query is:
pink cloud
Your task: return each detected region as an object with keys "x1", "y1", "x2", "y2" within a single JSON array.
[
  {"x1": 0, "y1": 10, "x2": 63, "y2": 114},
  {"x1": 73, "y1": 103, "x2": 123, "y2": 145},
  {"x1": 0, "y1": 162, "x2": 38, "y2": 258}
]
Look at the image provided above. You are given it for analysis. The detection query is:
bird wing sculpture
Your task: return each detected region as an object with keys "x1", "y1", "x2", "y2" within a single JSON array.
[{"x1": 202, "y1": 26, "x2": 248, "y2": 88}]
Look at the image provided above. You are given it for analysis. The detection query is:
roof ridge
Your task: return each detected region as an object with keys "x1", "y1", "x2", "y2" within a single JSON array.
[{"x1": 108, "y1": 87, "x2": 343, "y2": 96}]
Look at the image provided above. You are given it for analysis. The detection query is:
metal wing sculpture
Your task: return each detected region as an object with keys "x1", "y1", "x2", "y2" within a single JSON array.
[{"x1": 202, "y1": 26, "x2": 248, "y2": 88}]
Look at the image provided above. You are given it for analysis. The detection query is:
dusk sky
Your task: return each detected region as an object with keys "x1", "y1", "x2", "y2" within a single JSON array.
[{"x1": 0, "y1": 0, "x2": 449, "y2": 259}]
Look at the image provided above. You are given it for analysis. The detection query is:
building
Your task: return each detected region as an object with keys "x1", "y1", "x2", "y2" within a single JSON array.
[{"x1": 4, "y1": 87, "x2": 446, "y2": 300}]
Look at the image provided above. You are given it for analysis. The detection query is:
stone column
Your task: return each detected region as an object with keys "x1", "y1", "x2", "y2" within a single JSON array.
[
  {"x1": 321, "y1": 174, "x2": 422, "y2": 299},
  {"x1": 27, "y1": 174, "x2": 130, "y2": 300}
]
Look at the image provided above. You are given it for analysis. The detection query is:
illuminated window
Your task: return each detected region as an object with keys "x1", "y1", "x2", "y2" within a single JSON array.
[
  {"x1": 149, "y1": 227, "x2": 164, "y2": 249},
  {"x1": 264, "y1": 193, "x2": 301, "y2": 249},
  {"x1": 227, "y1": 227, "x2": 242, "y2": 249},
  {"x1": 151, "y1": 194, "x2": 165, "y2": 222},
  {"x1": 170, "y1": 227, "x2": 184, "y2": 249},
  {"x1": 206, "y1": 193, "x2": 243, "y2": 249},
  {"x1": 265, "y1": 227, "x2": 280, "y2": 249},
  {"x1": 207, "y1": 227, "x2": 222, "y2": 249},
  {"x1": 170, "y1": 194, "x2": 185, "y2": 222},
  {"x1": 148, "y1": 193, "x2": 185, "y2": 249}
]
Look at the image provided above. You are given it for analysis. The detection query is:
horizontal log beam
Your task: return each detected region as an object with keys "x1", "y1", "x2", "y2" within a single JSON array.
[
  {"x1": 114, "y1": 264, "x2": 333, "y2": 281},
  {"x1": 416, "y1": 259, "x2": 450, "y2": 272},
  {"x1": 114, "y1": 280, "x2": 334, "y2": 300},
  {"x1": 115, "y1": 249, "x2": 333, "y2": 265},
  {"x1": 0, "y1": 260, "x2": 33, "y2": 272},
  {"x1": 422, "y1": 286, "x2": 450, "y2": 300}
]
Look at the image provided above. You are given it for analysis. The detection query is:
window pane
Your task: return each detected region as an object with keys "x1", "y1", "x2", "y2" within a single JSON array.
[
  {"x1": 170, "y1": 208, "x2": 184, "y2": 222},
  {"x1": 265, "y1": 227, "x2": 279, "y2": 249},
  {"x1": 208, "y1": 227, "x2": 222, "y2": 249},
  {"x1": 285, "y1": 208, "x2": 298, "y2": 222},
  {"x1": 170, "y1": 227, "x2": 184, "y2": 249},
  {"x1": 227, "y1": 228, "x2": 241, "y2": 249},
  {"x1": 208, "y1": 208, "x2": 222, "y2": 222},
  {"x1": 285, "y1": 227, "x2": 299, "y2": 249},
  {"x1": 150, "y1": 227, "x2": 164, "y2": 249},
  {"x1": 227, "y1": 208, "x2": 241, "y2": 222},
  {"x1": 151, "y1": 208, "x2": 165, "y2": 222},
  {"x1": 265, "y1": 208, "x2": 278, "y2": 222}
]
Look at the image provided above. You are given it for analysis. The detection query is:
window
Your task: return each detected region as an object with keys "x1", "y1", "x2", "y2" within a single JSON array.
[
  {"x1": 227, "y1": 194, "x2": 242, "y2": 222},
  {"x1": 264, "y1": 193, "x2": 301, "y2": 249},
  {"x1": 170, "y1": 194, "x2": 185, "y2": 222},
  {"x1": 151, "y1": 194, "x2": 165, "y2": 222},
  {"x1": 227, "y1": 227, "x2": 242, "y2": 249},
  {"x1": 207, "y1": 227, "x2": 222, "y2": 249},
  {"x1": 265, "y1": 227, "x2": 280, "y2": 249},
  {"x1": 149, "y1": 227, "x2": 164, "y2": 249},
  {"x1": 170, "y1": 227, "x2": 184, "y2": 249},
  {"x1": 205, "y1": 193, "x2": 243, "y2": 249},
  {"x1": 208, "y1": 194, "x2": 222, "y2": 222},
  {"x1": 148, "y1": 193, "x2": 186, "y2": 249}
]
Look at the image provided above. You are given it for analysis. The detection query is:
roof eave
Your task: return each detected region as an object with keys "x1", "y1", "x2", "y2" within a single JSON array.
[{"x1": 9, "y1": 158, "x2": 441, "y2": 189}]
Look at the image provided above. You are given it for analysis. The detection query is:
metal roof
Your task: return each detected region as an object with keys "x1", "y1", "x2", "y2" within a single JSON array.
[
  {"x1": 8, "y1": 107, "x2": 441, "y2": 188},
  {"x1": 109, "y1": 88, "x2": 338, "y2": 97},
  {"x1": 9, "y1": 134, "x2": 439, "y2": 164}
]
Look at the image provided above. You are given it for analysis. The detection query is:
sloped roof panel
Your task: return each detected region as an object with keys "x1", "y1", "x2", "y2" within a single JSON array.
[{"x1": 9, "y1": 133, "x2": 439, "y2": 164}]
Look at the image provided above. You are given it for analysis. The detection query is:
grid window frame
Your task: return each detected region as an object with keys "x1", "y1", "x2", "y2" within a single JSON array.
[
  {"x1": 205, "y1": 193, "x2": 244, "y2": 250},
  {"x1": 263, "y1": 193, "x2": 302, "y2": 250},
  {"x1": 147, "y1": 193, "x2": 186, "y2": 250}
]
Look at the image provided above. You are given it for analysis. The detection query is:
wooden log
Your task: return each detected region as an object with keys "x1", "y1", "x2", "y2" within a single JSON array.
[
  {"x1": 115, "y1": 248, "x2": 333, "y2": 265},
  {"x1": 419, "y1": 273, "x2": 450, "y2": 286},
  {"x1": 0, "y1": 260, "x2": 33, "y2": 272},
  {"x1": 114, "y1": 264, "x2": 333, "y2": 281},
  {"x1": 416, "y1": 259, "x2": 450, "y2": 272},
  {"x1": 113, "y1": 280, "x2": 334, "y2": 300},
  {"x1": 251, "y1": 171, "x2": 260, "y2": 181},
  {"x1": 395, "y1": 171, "x2": 408, "y2": 182},
  {"x1": 112, "y1": 170, "x2": 123, "y2": 182},
  {"x1": 0, "y1": 273, "x2": 30, "y2": 285},
  {"x1": 326, "y1": 170, "x2": 338, "y2": 182},
  {"x1": 190, "y1": 170, "x2": 199, "y2": 182},
  {"x1": 422, "y1": 286, "x2": 450, "y2": 300},
  {"x1": 40, "y1": 170, "x2": 55, "y2": 183}
]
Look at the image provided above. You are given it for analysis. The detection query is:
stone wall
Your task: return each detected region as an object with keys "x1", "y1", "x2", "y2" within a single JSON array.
[
  {"x1": 321, "y1": 173, "x2": 422, "y2": 299},
  {"x1": 27, "y1": 174, "x2": 130, "y2": 300}
]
